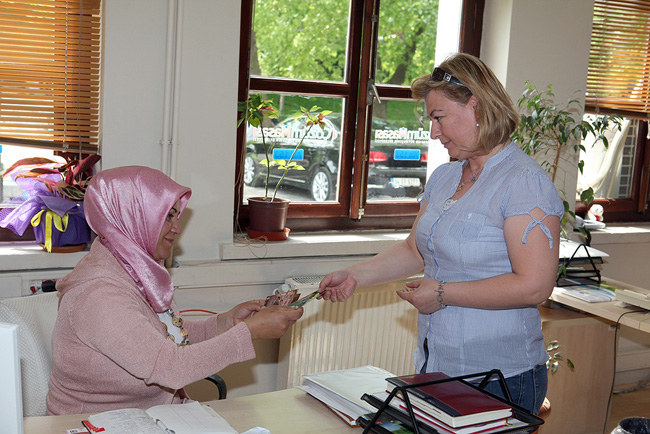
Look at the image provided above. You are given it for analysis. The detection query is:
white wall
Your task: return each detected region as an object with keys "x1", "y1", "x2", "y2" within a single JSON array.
[{"x1": 102, "y1": 0, "x2": 240, "y2": 261}]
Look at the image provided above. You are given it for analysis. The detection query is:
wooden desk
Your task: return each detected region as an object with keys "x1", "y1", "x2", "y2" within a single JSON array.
[
  {"x1": 550, "y1": 278, "x2": 650, "y2": 333},
  {"x1": 539, "y1": 277, "x2": 650, "y2": 434},
  {"x1": 538, "y1": 305, "x2": 616, "y2": 434},
  {"x1": 23, "y1": 388, "x2": 357, "y2": 434}
]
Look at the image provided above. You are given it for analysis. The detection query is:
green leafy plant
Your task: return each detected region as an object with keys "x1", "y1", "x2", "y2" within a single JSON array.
[
  {"x1": 546, "y1": 339, "x2": 575, "y2": 374},
  {"x1": 513, "y1": 82, "x2": 622, "y2": 232},
  {"x1": 238, "y1": 94, "x2": 331, "y2": 201}
]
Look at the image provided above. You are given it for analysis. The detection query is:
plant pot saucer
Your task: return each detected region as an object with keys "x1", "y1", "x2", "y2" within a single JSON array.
[{"x1": 246, "y1": 227, "x2": 290, "y2": 241}]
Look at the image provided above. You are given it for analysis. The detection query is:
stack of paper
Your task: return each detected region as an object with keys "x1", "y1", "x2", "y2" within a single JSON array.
[
  {"x1": 298, "y1": 365, "x2": 395, "y2": 426},
  {"x1": 555, "y1": 283, "x2": 616, "y2": 302}
]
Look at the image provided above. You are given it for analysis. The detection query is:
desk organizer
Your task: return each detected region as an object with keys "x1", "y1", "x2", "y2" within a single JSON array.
[{"x1": 359, "y1": 370, "x2": 544, "y2": 434}]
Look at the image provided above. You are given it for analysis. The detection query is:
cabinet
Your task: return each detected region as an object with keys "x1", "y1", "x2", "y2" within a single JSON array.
[{"x1": 538, "y1": 305, "x2": 616, "y2": 434}]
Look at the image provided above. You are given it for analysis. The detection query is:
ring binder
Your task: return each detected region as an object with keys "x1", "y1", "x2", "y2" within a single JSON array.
[{"x1": 360, "y1": 370, "x2": 544, "y2": 434}]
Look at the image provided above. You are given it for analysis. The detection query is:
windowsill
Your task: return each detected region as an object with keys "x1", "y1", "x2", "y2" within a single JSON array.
[
  {"x1": 3, "y1": 224, "x2": 650, "y2": 274},
  {"x1": 219, "y1": 230, "x2": 409, "y2": 260},
  {"x1": 587, "y1": 223, "x2": 650, "y2": 245},
  {"x1": 0, "y1": 242, "x2": 89, "y2": 272}
]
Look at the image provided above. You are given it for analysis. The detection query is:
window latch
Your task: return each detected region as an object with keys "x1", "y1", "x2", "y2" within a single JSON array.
[{"x1": 367, "y1": 80, "x2": 382, "y2": 106}]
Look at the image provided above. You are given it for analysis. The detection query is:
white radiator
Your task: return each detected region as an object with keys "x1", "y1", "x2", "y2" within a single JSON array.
[{"x1": 277, "y1": 276, "x2": 419, "y2": 389}]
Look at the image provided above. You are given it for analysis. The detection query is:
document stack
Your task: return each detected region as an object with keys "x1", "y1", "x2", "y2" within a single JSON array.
[{"x1": 358, "y1": 370, "x2": 543, "y2": 434}]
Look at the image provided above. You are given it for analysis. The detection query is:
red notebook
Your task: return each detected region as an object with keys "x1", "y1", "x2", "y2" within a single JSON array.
[{"x1": 386, "y1": 372, "x2": 513, "y2": 428}]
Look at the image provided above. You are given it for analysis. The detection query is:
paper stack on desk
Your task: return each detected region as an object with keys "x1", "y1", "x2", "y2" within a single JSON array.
[
  {"x1": 298, "y1": 365, "x2": 395, "y2": 426},
  {"x1": 555, "y1": 283, "x2": 617, "y2": 303}
]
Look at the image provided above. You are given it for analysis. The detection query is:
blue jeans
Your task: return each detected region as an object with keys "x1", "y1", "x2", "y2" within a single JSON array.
[{"x1": 481, "y1": 364, "x2": 548, "y2": 415}]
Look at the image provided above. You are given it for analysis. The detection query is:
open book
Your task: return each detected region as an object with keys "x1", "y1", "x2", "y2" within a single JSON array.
[{"x1": 83, "y1": 401, "x2": 237, "y2": 434}]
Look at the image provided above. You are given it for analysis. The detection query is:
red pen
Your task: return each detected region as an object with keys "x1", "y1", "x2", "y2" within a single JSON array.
[{"x1": 81, "y1": 420, "x2": 105, "y2": 433}]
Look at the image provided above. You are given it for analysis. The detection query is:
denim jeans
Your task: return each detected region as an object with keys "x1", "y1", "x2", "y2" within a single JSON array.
[{"x1": 481, "y1": 364, "x2": 548, "y2": 416}]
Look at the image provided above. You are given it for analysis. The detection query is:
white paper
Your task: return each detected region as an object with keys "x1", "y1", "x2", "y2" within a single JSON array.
[{"x1": 298, "y1": 365, "x2": 395, "y2": 423}]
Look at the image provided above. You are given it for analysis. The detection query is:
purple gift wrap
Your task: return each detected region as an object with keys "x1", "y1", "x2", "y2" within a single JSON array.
[
  {"x1": 32, "y1": 206, "x2": 91, "y2": 247},
  {"x1": 0, "y1": 193, "x2": 91, "y2": 248}
]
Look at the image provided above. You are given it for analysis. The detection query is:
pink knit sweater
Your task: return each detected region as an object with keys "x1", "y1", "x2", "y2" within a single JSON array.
[{"x1": 46, "y1": 240, "x2": 256, "y2": 415}]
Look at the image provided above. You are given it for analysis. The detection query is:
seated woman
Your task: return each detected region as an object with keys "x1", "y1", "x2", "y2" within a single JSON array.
[{"x1": 46, "y1": 166, "x2": 303, "y2": 415}]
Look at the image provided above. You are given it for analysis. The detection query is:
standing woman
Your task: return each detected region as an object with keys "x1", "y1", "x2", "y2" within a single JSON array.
[
  {"x1": 318, "y1": 53, "x2": 562, "y2": 415},
  {"x1": 47, "y1": 166, "x2": 302, "y2": 415}
]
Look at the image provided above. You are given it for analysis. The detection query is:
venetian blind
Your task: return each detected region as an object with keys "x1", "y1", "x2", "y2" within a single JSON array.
[
  {"x1": 0, "y1": 0, "x2": 101, "y2": 153},
  {"x1": 586, "y1": 0, "x2": 650, "y2": 118}
]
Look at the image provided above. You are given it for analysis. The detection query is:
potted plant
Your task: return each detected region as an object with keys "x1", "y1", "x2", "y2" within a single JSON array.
[
  {"x1": 238, "y1": 93, "x2": 331, "y2": 239},
  {"x1": 0, "y1": 154, "x2": 101, "y2": 252},
  {"x1": 513, "y1": 82, "x2": 622, "y2": 236}
]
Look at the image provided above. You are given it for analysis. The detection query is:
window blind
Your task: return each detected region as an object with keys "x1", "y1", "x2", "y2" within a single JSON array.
[
  {"x1": 586, "y1": 0, "x2": 650, "y2": 118},
  {"x1": 0, "y1": 0, "x2": 101, "y2": 153}
]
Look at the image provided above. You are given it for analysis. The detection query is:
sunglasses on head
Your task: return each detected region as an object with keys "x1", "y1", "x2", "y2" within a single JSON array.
[{"x1": 430, "y1": 67, "x2": 467, "y2": 87}]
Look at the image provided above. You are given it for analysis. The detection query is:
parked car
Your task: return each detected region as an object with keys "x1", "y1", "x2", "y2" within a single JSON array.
[
  {"x1": 244, "y1": 116, "x2": 429, "y2": 202},
  {"x1": 244, "y1": 116, "x2": 340, "y2": 202}
]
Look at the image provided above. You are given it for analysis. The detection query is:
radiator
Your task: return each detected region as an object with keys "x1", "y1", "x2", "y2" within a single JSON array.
[{"x1": 277, "y1": 276, "x2": 419, "y2": 389}]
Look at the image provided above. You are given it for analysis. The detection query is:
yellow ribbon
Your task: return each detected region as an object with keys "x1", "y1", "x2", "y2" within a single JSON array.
[{"x1": 31, "y1": 210, "x2": 69, "y2": 253}]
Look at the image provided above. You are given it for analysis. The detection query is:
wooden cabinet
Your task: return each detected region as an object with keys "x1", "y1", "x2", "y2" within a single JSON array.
[{"x1": 538, "y1": 305, "x2": 616, "y2": 434}]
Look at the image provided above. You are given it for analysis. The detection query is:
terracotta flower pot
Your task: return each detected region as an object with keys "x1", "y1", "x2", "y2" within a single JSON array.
[{"x1": 248, "y1": 197, "x2": 290, "y2": 233}]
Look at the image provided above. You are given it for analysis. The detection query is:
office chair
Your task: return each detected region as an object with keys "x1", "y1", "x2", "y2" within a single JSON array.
[
  {"x1": 0, "y1": 292, "x2": 227, "y2": 417},
  {"x1": 0, "y1": 292, "x2": 59, "y2": 417}
]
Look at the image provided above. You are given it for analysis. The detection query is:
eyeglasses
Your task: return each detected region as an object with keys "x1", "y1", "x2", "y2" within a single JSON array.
[{"x1": 431, "y1": 67, "x2": 467, "y2": 87}]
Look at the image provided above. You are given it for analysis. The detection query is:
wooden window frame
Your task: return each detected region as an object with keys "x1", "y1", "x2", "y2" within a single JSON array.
[{"x1": 235, "y1": 0, "x2": 484, "y2": 232}]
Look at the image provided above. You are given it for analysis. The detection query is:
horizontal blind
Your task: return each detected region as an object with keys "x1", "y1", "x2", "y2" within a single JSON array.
[
  {"x1": 0, "y1": 0, "x2": 101, "y2": 153},
  {"x1": 586, "y1": 0, "x2": 650, "y2": 117}
]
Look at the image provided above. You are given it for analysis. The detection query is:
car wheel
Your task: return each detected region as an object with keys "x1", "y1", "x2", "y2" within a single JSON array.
[
  {"x1": 243, "y1": 153, "x2": 259, "y2": 186},
  {"x1": 310, "y1": 167, "x2": 333, "y2": 202}
]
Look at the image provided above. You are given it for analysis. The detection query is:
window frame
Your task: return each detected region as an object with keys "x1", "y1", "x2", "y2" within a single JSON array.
[{"x1": 235, "y1": 0, "x2": 484, "y2": 232}]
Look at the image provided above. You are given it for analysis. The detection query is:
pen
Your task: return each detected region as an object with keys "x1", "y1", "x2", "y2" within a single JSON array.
[
  {"x1": 155, "y1": 418, "x2": 176, "y2": 434},
  {"x1": 81, "y1": 420, "x2": 105, "y2": 433}
]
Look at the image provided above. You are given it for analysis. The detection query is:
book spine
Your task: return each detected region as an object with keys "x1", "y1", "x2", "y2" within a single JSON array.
[{"x1": 390, "y1": 380, "x2": 459, "y2": 417}]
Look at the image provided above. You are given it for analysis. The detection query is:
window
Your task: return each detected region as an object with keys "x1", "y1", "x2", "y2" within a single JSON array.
[
  {"x1": 236, "y1": 0, "x2": 484, "y2": 232},
  {"x1": 581, "y1": 0, "x2": 650, "y2": 222},
  {"x1": 0, "y1": 0, "x2": 101, "y2": 240}
]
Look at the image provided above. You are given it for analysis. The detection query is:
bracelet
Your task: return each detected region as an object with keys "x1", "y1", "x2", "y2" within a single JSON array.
[{"x1": 436, "y1": 280, "x2": 447, "y2": 310}]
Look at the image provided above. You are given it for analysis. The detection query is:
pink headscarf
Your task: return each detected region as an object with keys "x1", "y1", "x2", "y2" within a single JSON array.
[{"x1": 84, "y1": 166, "x2": 192, "y2": 313}]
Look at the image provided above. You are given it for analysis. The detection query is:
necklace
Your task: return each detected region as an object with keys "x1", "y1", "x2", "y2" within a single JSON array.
[
  {"x1": 456, "y1": 167, "x2": 483, "y2": 192},
  {"x1": 158, "y1": 307, "x2": 189, "y2": 346}
]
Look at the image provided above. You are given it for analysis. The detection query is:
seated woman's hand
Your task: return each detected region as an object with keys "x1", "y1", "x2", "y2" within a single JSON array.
[
  {"x1": 243, "y1": 305, "x2": 304, "y2": 340},
  {"x1": 396, "y1": 278, "x2": 442, "y2": 314},
  {"x1": 217, "y1": 300, "x2": 265, "y2": 333}
]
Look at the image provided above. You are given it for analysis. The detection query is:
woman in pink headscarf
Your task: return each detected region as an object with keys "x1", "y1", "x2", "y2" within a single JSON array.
[{"x1": 46, "y1": 166, "x2": 303, "y2": 415}]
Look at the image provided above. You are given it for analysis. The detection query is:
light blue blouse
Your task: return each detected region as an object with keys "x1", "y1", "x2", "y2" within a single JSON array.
[{"x1": 414, "y1": 141, "x2": 563, "y2": 378}]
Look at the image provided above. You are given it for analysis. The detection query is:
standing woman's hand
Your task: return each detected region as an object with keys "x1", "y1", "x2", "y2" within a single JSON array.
[
  {"x1": 318, "y1": 270, "x2": 358, "y2": 302},
  {"x1": 396, "y1": 278, "x2": 444, "y2": 314},
  {"x1": 244, "y1": 305, "x2": 304, "y2": 340}
]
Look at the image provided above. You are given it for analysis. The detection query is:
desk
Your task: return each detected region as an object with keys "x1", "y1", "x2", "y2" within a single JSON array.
[
  {"x1": 539, "y1": 277, "x2": 650, "y2": 434},
  {"x1": 23, "y1": 388, "x2": 357, "y2": 434},
  {"x1": 550, "y1": 277, "x2": 650, "y2": 333}
]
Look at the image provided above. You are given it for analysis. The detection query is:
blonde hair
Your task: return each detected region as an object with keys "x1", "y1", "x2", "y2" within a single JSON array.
[{"x1": 411, "y1": 53, "x2": 519, "y2": 153}]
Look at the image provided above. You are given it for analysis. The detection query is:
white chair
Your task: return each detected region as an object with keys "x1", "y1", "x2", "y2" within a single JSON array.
[
  {"x1": 0, "y1": 291, "x2": 227, "y2": 418},
  {"x1": 0, "y1": 292, "x2": 59, "y2": 417}
]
